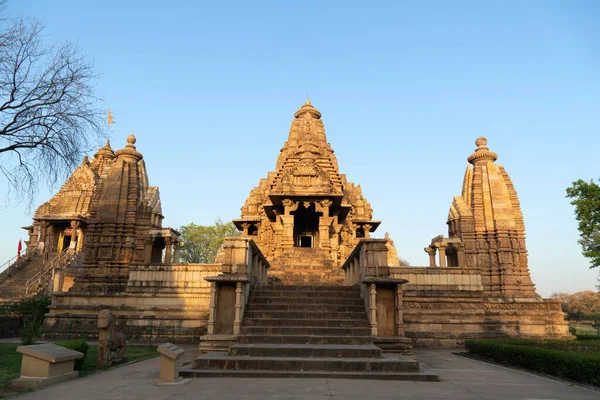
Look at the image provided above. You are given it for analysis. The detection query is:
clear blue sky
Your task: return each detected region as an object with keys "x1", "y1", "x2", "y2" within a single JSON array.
[{"x1": 0, "y1": 1, "x2": 598, "y2": 297}]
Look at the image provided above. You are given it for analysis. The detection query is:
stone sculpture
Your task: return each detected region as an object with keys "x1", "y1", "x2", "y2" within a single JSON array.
[{"x1": 96, "y1": 309, "x2": 127, "y2": 368}]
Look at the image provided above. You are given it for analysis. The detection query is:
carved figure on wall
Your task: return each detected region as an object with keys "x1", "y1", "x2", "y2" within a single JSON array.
[{"x1": 96, "y1": 309, "x2": 127, "y2": 368}]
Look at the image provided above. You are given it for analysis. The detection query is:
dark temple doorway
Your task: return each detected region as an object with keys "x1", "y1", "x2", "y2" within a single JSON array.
[{"x1": 293, "y1": 203, "x2": 319, "y2": 248}]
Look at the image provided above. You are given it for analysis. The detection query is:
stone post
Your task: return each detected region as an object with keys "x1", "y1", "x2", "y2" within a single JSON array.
[
  {"x1": 438, "y1": 243, "x2": 447, "y2": 267},
  {"x1": 69, "y1": 221, "x2": 78, "y2": 252},
  {"x1": 164, "y1": 237, "x2": 173, "y2": 265},
  {"x1": 424, "y1": 247, "x2": 437, "y2": 267},
  {"x1": 281, "y1": 199, "x2": 298, "y2": 249},
  {"x1": 207, "y1": 282, "x2": 217, "y2": 335},
  {"x1": 362, "y1": 224, "x2": 372, "y2": 239},
  {"x1": 240, "y1": 223, "x2": 250, "y2": 237},
  {"x1": 144, "y1": 239, "x2": 153, "y2": 265},
  {"x1": 173, "y1": 242, "x2": 180, "y2": 264},
  {"x1": 233, "y1": 282, "x2": 243, "y2": 335},
  {"x1": 395, "y1": 284, "x2": 405, "y2": 336},
  {"x1": 38, "y1": 222, "x2": 48, "y2": 251},
  {"x1": 456, "y1": 243, "x2": 466, "y2": 267},
  {"x1": 369, "y1": 283, "x2": 377, "y2": 336}
]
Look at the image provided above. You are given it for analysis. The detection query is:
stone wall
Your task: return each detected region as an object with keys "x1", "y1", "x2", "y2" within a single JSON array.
[
  {"x1": 390, "y1": 266, "x2": 570, "y2": 346},
  {"x1": 44, "y1": 264, "x2": 221, "y2": 342}
]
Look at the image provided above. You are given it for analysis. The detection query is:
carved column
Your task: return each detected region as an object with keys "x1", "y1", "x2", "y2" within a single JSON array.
[
  {"x1": 240, "y1": 223, "x2": 250, "y2": 237},
  {"x1": 69, "y1": 221, "x2": 79, "y2": 252},
  {"x1": 456, "y1": 243, "x2": 466, "y2": 267},
  {"x1": 369, "y1": 283, "x2": 377, "y2": 336},
  {"x1": 233, "y1": 282, "x2": 243, "y2": 335},
  {"x1": 424, "y1": 247, "x2": 437, "y2": 267},
  {"x1": 38, "y1": 222, "x2": 49, "y2": 251},
  {"x1": 144, "y1": 238, "x2": 153, "y2": 265},
  {"x1": 173, "y1": 241, "x2": 180, "y2": 264},
  {"x1": 395, "y1": 284, "x2": 405, "y2": 336},
  {"x1": 438, "y1": 243, "x2": 447, "y2": 267},
  {"x1": 281, "y1": 199, "x2": 298, "y2": 249},
  {"x1": 207, "y1": 282, "x2": 217, "y2": 335},
  {"x1": 164, "y1": 237, "x2": 173, "y2": 265},
  {"x1": 362, "y1": 224, "x2": 372, "y2": 239}
]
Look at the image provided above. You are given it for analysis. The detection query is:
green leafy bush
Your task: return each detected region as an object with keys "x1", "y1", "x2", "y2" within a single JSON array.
[
  {"x1": 57, "y1": 339, "x2": 89, "y2": 371},
  {"x1": 0, "y1": 297, "x2": 51, "y2": 345},
  {"x1": 576, "y1": 334, "x2": 600, "y2": 341},
  {"x1": 465, "y1": 339, "x2": 600, "y2": 386}
]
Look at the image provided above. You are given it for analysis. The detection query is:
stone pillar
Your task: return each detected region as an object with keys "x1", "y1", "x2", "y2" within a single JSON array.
[
  {"x1": 144, "y1": 239, "x2": 153, "y2": 265},
  {"x1": 395, "y1": 284, "x2": 405, "y2": 336},
  {"x1": 424, "y1": 247, "x2": 437, "y2": 267},
  {"x1": 69, "y1": 221, "x2": 78, "y2": 252},
  {"x1": 164, "y1": 237, "x2": 173, "y2": 265},
  {"x1": 456, "y1": 243, "x2": 466, "y2": 267},
  {"x1": 362, "y1": 224, "x2": 372, "y2": 239},
  {"x1": 38, "y1": 222, "x2": 49, "y2": 251},
  {"x1": 438, "y1": 243, "x2": 447, "y2": 267},
  {"x1": 318, "y1": 217, "x2": 333, "y2": 251},
  {"x1": 233, "y1": 282, "x2": 243, "y2": 335},
  {"x1": 369, "y1": 283, "x2": 377, "y2": 336},
  {"x1": 240, "y1": 223, "x2": 250, "y2": 237},
  {"x1": 281, "y1": 199, "x2": 298, "y2": 249},
  {"x1": 207, "y1": 282, "x2": 217, "y2": 335},
  {"x1": 173, "y1": 242, "x2": 180, "y2": 264}
]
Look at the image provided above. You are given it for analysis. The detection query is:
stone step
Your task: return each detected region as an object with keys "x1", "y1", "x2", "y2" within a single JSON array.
[
  {"x1": 230, "y1": 343, "x2": 382, "y2": 358},
  {"x1": 192, "y1": 354, "x2": 420, "y2": 373},
  {"x1": 243, "y1": 311, "x2": 368, "y2": 320},
  {"x1": 237, "y1": 334, "x2": 375, "y2": 345},
  {"x1": 248, "y1": 296, "x2": 364, "y2": 305},
  {"x1": 245, "y1": 303, "x2": 366, "y2": 313},
  {"x1": 251, "y1": 290, "x2": 359, "y2": 298},
  {"x1": 240, "y1": 326, "x2": 372, "y2": 336},
  {"x1": 180, "y1": 368, "x2": 439, "y2": 381},
  {"x1": 243, "y1": 318, "x2": 369, "y2": 328},
  {"x1": 254, "y1": 285, "x2": 357, "y2": 292}
]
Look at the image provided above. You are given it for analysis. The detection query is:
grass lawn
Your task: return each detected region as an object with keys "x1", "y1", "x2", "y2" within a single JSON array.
[{"x1": 0, "y1": 343, "x2": 158, "y2": 398}]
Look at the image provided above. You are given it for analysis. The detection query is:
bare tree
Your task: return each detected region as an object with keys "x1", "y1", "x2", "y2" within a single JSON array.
[{"x1": 0, "y1": 7, "x2": 106, "y2": 205}]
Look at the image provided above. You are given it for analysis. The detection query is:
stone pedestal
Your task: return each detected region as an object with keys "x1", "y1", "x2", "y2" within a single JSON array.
[
  {"x1": 11, "y1": 343, "x2": 83, "y2": 390},
  {"x1": 156, "y1": 342, "x2": 186, "y2": 385}
]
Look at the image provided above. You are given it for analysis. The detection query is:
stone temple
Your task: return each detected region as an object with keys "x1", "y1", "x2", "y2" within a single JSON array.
[{"x1": 0, "y1": 101, "x2": 570, "y2": 378}]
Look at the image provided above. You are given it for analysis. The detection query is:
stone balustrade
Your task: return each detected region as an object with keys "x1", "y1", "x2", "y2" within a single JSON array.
[
  {"x1": 126, "y1": 264, "x2": 222, "y2": 293},
  {"x1": 199, "y1": 237, "x2": 270, "y2": 352},
  {"x1": 341, "y1": 239, "x2": 408, "y2": 338}
]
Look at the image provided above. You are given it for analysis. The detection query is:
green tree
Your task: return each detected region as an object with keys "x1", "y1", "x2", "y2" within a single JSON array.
[
  {"x1": 179, "y1": 218, "x2": 241, "y2": 263},
  {"x1": 566, "y1": 179, "x2": 600, "y2": 269}
]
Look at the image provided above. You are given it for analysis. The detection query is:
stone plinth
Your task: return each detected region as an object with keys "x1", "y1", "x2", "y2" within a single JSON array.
[
  {"x1": 11, "y1": 343, "x2": 83, "y2": 390},
  {"x1": 156, "y1": 342, "x2": 186, "y2": 384}
]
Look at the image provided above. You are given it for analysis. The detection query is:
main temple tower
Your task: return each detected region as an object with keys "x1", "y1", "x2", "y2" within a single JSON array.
[{"x1": 234, "y1": 101, "x2": 382, "y2": 283}]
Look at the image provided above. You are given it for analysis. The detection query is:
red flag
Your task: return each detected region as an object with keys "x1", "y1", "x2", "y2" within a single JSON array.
[{"x1": 17, "y1": 240, "x2": 22, "y2": 261}]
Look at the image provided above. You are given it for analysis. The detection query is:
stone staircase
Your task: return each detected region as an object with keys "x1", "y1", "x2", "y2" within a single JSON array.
[
  {"x1": 0, "y1": 253, "x2": 44, "y2": 301},
  {"x1": 184, "y1": 285, "x2": 438, "y2": 380},
  {"x1": 267, "y1": 248, "x2": 344, "y2": 285}
]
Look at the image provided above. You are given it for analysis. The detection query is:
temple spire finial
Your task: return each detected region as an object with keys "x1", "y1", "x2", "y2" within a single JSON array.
[{"x1": 467, "y1": 136, "x2": 498, "y2": 164}]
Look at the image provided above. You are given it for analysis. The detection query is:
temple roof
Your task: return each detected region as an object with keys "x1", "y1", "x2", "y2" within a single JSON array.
[
  {"x1": 448, "y1": 137, "x2": 524, "y2": 234},
  {"x1": 240, "y1": 101, "x2": 374, "y2": 221}
]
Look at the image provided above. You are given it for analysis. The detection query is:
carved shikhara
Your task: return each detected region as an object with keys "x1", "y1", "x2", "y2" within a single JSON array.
[{"x1": 233, "y1": 100, "x2": 398, "y2": 283}]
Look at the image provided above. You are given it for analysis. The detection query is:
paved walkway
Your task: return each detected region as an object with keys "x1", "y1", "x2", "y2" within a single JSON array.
[{"x1": 13, "y1": 348, "x2": 600, "y2": 400}]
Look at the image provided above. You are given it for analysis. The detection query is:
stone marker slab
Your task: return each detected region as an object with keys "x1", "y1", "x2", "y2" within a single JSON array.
[
  {"x1": 11, "y1": 343, "x2": 83, "y2": 390},
  {"x1": 156, "y1": 342, "x2": 187, "y2": 385}
]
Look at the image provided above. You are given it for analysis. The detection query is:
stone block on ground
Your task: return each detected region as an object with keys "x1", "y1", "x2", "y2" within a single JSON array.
[{"x1": 11, "y1": 343, "x2": 83, "y2": 390}]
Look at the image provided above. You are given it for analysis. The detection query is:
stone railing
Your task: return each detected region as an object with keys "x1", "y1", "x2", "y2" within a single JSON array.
[
  {"x1": 341, "y1": 239, "x2": 407, "y2": 337},
  {"x1": 25, "y1": 249, "x2": 76, "y2": 296},
  {"x1": 204, "y1": 237, "x2": 269, "y2": 337},
  {"x1": 126, "y1": 264, "x2": 223, "y2": 293},
  {"x1": 390, "y1": 266, "x2": 483, "y2": 292}
]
